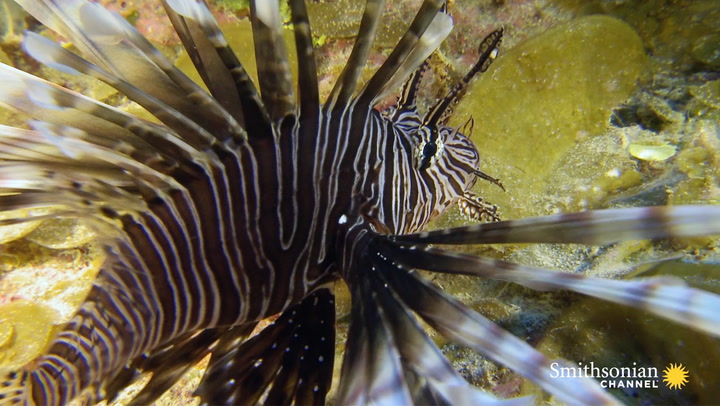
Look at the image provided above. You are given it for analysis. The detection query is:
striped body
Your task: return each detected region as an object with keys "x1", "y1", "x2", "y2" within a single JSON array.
[
  {"x1": 1, "y1": 0, "x2": 720, "y2": 405},
  {"x1": 3, "y1": 39, "x2": 481, "y2": 402}
]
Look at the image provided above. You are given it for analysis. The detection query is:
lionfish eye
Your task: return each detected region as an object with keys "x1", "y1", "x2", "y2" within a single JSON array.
[{"x1": 419, "y1": 141, "x2": 437, "y2": 170}]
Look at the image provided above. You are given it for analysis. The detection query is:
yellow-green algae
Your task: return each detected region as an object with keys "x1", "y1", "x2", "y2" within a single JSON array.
[
  {"x1": 0, "y1": 300, "x2": 59, "y2": 369},
  {"x1": 449, "y1": 15, "x2": 648, "y2": 220},
  {"x1": 0, "y1": 236, "x2": 103, "y2": 370}
]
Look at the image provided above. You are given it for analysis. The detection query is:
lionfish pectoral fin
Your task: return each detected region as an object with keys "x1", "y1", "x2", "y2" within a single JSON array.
[
  {"x1": 379, "y1": 236, "x2": 720, "y2": 338},
  {"x1": 194, "y1": 288, "x2": 335, "y2": 406},
  {"x1": 393, "y1": 205, "x2": 720, "y2": 246},
  {"x1": 0, "y1": 370, "x2": 28, "y2": 405},
  {"x1": 459, "y1": 191, "x2": 502, "y2": 222},
  {"x1": 384, "y1": 205, "x2": 720, "y2": 337},
  {"x1": 108, "y1": 326, "x2": 250, "y2": 406},
  {"x1": 357, "y1": 236, "x2": 620, "y2": 405},
  {"x1": 336, "y1": 236, "x2": 536, "y2": 406}
]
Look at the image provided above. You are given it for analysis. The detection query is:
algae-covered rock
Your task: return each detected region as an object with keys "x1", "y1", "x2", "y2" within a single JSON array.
[
  {"x1": 0, "y1": 300, "x2": 60, "y2": 369},
  {"x1": 451, "y1": 15, "x2": 647, "y2": 219}
]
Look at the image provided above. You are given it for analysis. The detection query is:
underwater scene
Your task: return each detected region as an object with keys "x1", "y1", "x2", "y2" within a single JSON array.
[{"x1": 0, "y1": 0, "x2": 719, "y2": 405}]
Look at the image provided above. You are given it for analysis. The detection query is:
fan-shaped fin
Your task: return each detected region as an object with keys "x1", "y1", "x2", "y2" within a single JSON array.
[
  {"x1": 337, "y1": 255, "x2": 534, "y2": 406},
  {"x1": 194, "y1": 288, "x2": 335, "y2": 405},
  {"x1": 355, "y1": 276, "x2": 415, "y2": 406},
  {"x1": 16, "y1": 0, "x2": 244, "y2": 141},
  {"x1": 377, "y1": 239, "x2": 720, "y2": 337},
  {"x1": 376, "y1": 259, "x2": 620, "y2": 405},
  {"x1": 109, "y1": 325, "x2": 252, "y2": 406}
]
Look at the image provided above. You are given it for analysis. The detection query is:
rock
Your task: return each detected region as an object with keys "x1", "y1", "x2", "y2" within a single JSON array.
[{"x1": 451, "y1": 15, "x2": 648, "y2": 219}]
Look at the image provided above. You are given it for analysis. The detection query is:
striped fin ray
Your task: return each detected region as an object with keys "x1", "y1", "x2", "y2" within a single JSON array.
[
  {"x1": 288, "y1": 0, "x2": 319, "y2": 117},
  {"x1": 16, "y1": 0, "x2": 244, "y2": 141},
  {"x1": 108, "y1": 326, "x2": 250, "y2": 406},
  {"x1": 378, "y1": 238, "x2": 720, "y2": 337},
  {"x1": 162, "y1": 0, "x2": 272, "y2": 136},
  {"x1": 336, "y1": 257, "x2": 533, "y2": 405},
  {"x1": 337, "y1": 229, "x2": 617, "y2": 405},
  {"x1": 391, "y1": 205, "x2": 720, "y2": 245},
  {"x1": 339, "y1": 274, "x2": 414, "y2": 405},
  {"x1": 194, "y1": 288, "x2": 336, "y2": 405},
  {"x1": 376, "y1": 261, "x2": 620, "y2": 405},
  {"x1": 0, "y1": 63, "x2": 211, "y2": 168},
  {"x1": 1, "y1": 121, "x2": 187, "y2": 197},
  {"x1": 250, "y1": 0, "x2": 295, "y2": 120},
  {"x1": 0, "y1": 125, "x2": 72, "y2": 162},
  {"x1": 21, "y1": 31, "x2": 241, "y2": 148},
  {"x1": 326, "y1": 0, "x2": 386, "y2": 109},
  {"x1": 424, "y1": 27, "x2": 503, "y2": 127},
  {"x1": 384, "y1": 206, "x2": 720, "y2": 337},
  {"x1": 356, "y1": 0, "x2": 452, "y2": 107}
]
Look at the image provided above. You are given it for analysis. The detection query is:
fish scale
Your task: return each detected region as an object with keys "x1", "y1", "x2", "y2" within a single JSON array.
[{"x1": 0, "y1": 0, "x2": 718, "y2": 405}]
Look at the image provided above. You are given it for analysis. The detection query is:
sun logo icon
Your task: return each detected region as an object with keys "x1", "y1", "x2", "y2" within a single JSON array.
[{"x1": 663, "y1": 363, "x2": 689, "y2": 390}]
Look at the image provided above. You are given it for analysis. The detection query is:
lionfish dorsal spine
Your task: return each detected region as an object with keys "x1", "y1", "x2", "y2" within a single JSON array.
[
  {"x1": 163, "y1": 0, "x2": 273, "y2": 138},
  {"x1": 288, "y1": 0, "x2": 320, "y2": 118},
  {"x1": 326, "y1": 0, "x2": 387, "y2": 109},
  {"x1": 249, "y1": 0, "x2": 296, "y2": 120},
  {"x1": 356, "y1": 0, "x2": 452, "y2": 108},
  {"x1": 423, "y1": 27, "x2": 503, "y2": 129}
]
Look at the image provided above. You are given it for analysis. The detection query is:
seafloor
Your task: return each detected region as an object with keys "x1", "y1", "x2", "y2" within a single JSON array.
[{"x1": 0, "y1": 0, "x2": 719, "y2": 405}]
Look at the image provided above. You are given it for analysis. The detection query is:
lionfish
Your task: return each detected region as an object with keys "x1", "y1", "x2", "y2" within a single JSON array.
[{"x1": 0, "y1": 0, "x2": 719, "y2": 404}]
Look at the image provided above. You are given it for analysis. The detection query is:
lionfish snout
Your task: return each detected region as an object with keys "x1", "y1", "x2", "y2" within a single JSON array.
[{"x1": 1, "y1": 0, "x2": 720, "y2": 405}]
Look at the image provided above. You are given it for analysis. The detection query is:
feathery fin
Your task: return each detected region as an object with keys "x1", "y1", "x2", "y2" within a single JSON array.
[{"x1": 194, "y1": 288, "x2": 335, "y2": 405}]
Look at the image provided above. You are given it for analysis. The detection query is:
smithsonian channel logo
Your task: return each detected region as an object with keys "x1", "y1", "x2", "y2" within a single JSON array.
[{"x1": 550, "y1": 361, "x2": 689, "y2": 390}]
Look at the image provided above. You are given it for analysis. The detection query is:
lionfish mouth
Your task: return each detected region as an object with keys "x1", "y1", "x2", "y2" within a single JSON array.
[{"x1": 0, "y1": 0, "x2": 719, "y2": 405}]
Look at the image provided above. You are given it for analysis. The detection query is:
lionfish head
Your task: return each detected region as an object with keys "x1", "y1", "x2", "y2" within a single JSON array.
[{"x1": 0, "y1": 0, "x2": 719, "y2": 406}]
